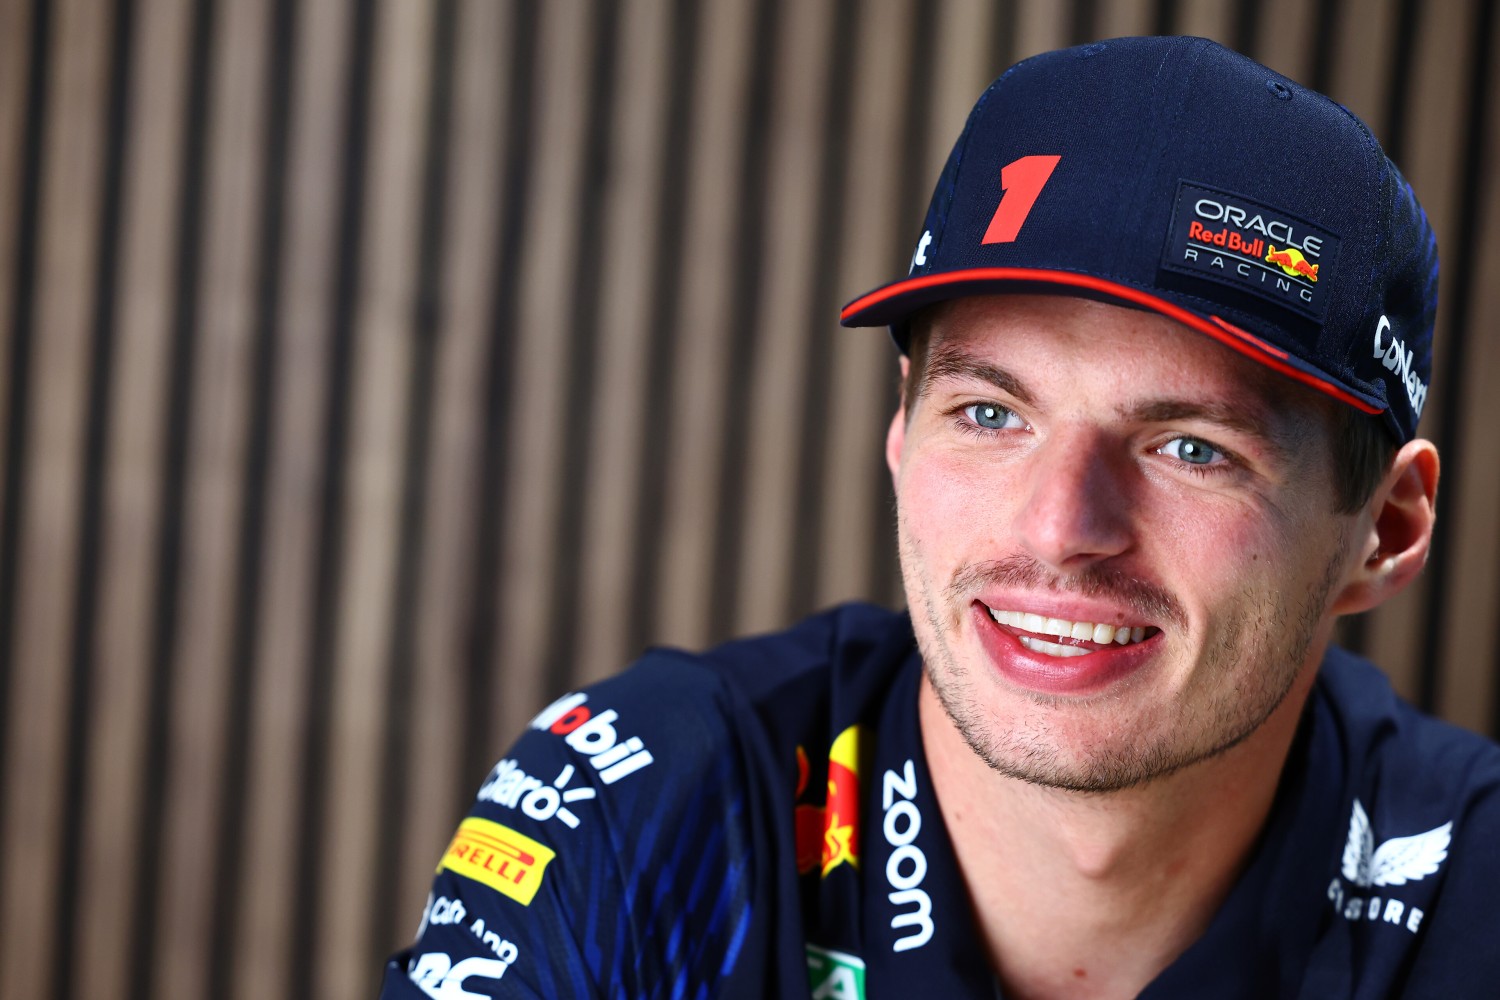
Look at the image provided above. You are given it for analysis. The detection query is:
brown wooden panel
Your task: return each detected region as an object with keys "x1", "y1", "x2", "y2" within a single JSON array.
[
  {"x1": 0, "y1": 0, "x2": 34, "y2": 484},
  {"x1": 652, "y1": 0, "x2": 757, "y2": 651},
  {"x1": 153, "y1": 2, "x2": 270, "y2": 996},
  {"x1": 316, "y1": 0, "x2": 433, "y2": 995},
  {"x1": 575, "y1": 0, "x2": 674, "y2": 682},
  {"x1": 233, "y1": 0, "x2": 352, "y2": 995},
  {"x1": 492, "y1": 0, "x2": 594, "y2": 741},
  {"x1": 393, "y1": 0, "x2": 511, "y2": 958},
  {"x1": 74, "y1": 1, "x2": 192, "y2": 992},
  {"x1": 0, "y1": 0, "x2": 109, "y2": 994},
  {"x1": 737, "y1": 0, "x2": 840, "y2": 636}
]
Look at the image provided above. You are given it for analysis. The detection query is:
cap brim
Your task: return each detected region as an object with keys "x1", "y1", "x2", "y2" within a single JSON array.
[{"x1": 840, "y1": 267, "x2": 1385, "y2": 416}]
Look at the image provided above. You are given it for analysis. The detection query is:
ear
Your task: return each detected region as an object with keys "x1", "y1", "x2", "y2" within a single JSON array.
[
  {"x1": 887, "y1": 357, "x2": 910, "y2": 481},
  {"x1": 1331, "y1": 438, "x2": 1440, "y2": 616}
]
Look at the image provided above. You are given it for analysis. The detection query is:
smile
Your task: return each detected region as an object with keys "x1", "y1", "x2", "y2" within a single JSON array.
[{"x1": 985, "y1": 606, "x2": 1158, "y2": 658}]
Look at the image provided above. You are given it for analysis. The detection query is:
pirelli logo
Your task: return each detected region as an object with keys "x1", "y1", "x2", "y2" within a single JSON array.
[{"x1": 438, "y1": 817, "x2": 555, "y2": 906}]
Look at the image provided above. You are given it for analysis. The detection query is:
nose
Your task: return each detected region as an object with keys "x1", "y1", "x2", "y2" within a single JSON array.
[{"x1": 1012, "y1": 427, "x2": 1134, "y2": 573}]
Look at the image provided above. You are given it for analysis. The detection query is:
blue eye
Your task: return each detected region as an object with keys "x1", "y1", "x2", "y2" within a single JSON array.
[
  {"x1": 964, "y1": 403, "x2": 1021, "y2": 430},
  {"x1": 1160, "y1": 436, "x2": 1223, "y2": 466}
]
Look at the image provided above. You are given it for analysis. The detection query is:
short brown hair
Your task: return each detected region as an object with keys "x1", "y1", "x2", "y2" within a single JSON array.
[{"x1": 899, "y1": 318, "x2": 1396, "y2": 514}]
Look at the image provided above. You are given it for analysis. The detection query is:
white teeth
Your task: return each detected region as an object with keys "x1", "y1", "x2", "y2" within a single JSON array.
[
  {"x1": 1018, "y1": 635, "x2": 1093, "y2": 658},
  {"x1": 986, "y1": 606, "x2": 1154, "y2": 649}
]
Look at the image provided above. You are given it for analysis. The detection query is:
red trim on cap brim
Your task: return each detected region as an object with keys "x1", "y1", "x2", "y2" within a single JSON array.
[{"x1": 841, "y1": 267, "x2": 1383, "y2": 415}]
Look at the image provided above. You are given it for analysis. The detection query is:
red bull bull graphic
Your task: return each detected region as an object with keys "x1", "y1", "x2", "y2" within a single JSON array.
[
  {"x1": 793, "y1": 725, "x2": 865, "y2": 877},
  {"x1": 1265, "y1": 243, "x2": 1319, "y2": 282}
]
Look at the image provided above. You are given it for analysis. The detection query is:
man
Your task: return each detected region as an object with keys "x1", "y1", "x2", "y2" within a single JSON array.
[{"x1": 382, "y1": 36, "x2": 1500, "y2": 998}]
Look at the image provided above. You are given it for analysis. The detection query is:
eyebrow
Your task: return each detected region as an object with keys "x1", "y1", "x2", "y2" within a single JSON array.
[{"x1": 918, "y1": 342, "x2": 1037, "y2": 406}]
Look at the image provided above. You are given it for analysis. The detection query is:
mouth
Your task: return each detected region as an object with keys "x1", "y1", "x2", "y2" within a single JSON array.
[
  {"x1": 970, "y1": 600, "x2": 1164, "y2": 696},
  {"x1": 983, "y1": 606, "x2": 1160, "y2": 658}
]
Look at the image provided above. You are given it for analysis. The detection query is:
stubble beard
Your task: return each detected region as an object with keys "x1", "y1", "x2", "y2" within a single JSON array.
[{"x1": 901, "y1": 519, "x2": 1349, "y2": 794}]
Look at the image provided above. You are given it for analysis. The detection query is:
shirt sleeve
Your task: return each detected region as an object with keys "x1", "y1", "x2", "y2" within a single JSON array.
[{"x1": 378, "y1": 654, "x2": 772, "y2": 999}]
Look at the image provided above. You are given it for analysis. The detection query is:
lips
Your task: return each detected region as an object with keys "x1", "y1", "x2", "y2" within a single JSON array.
[{"x1": 971, "y1": 601, "x2": 1162, "y2": 696}]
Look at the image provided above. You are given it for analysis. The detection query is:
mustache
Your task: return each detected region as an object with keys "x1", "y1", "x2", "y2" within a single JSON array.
[{"x1": 946, "y1": 555, "x2": 1188, "y2": 631}]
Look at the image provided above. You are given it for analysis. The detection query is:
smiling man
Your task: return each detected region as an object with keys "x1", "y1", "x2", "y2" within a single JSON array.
[{"x1": 383, "y1": 37, "x2": 1500, "y2": 999}]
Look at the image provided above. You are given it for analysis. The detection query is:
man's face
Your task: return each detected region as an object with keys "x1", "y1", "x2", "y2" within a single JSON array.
[{"x1": 889, "y1": 294, "x2": 1360, "y2": 792}]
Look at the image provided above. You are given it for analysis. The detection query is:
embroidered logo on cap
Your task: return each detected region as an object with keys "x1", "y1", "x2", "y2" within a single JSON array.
[{"x1": 1161, "y1": 182, "x2": 1340, "y2": 321}]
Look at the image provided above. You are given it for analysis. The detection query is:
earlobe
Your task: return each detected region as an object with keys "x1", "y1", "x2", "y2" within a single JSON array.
[{"x1": 1332, "y1": 439, "x2": 1440, "y2": 616}]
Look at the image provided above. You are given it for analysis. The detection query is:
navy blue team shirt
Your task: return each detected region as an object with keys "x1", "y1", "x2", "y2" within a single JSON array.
[{"x1": 380, "y1": 604, "x2": 1500, "y2": 998}]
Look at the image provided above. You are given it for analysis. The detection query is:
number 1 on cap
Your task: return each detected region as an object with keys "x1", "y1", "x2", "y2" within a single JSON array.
[{"x1": 982, "y1": 155, "x2": 1061, "y2": 244}]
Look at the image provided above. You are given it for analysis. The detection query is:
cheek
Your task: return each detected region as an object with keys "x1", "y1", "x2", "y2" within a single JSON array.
[{"x1": 898, "y1": 448, "x2": 1017, "y2": 557}]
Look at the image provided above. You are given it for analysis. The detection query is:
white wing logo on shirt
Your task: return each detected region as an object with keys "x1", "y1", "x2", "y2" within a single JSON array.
[{"x1": 1340, "y1": 798, "x2": 1452, "y2": 888}]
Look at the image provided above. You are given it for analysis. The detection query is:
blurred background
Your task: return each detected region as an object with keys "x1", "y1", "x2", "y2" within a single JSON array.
[{"x1": 1, "y1": 0, "x2": 1496, "y2": 997}]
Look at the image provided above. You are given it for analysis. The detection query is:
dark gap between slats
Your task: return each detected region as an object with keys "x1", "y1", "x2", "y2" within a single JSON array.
[
  {"x1": 785, "y1": 0, "x2": 860, "y2": 621},
  {"x1": 990, "y1": 0, "x2": 1017, "y2": 77},
  {"x1": 1230, "y1": 0, "x2": 1260, "y2": 57},
  {"x1": 1307, "y1": 0, "x2": 1343, "y2": 94},
  {"x1": 868, "y1": 0, "x2": 939, "y2": 610},
  {"x1": 287, "y1": 0, "x2": 378, "y2": 994},
  {"x1": 706, "y1": 0, "x2": 780, "y2": 643},
  {"x1": 542, "y1": 0, "x2": 623, "y2": 687},
  {"x1": 624, "y1": 0, "x2": 700, "y2": 661},
  {"x1": 367, "y1": 0, "x2": 457, "y2": 978},
  {"x1": 54, "y1": 1, "x2": 136, "y2": 997},
  {"x1": 206, "y1": 0, "x2": 297, "y2": 994},
  {"x1": 460, "y1": 0, "x2": 540, "y2": 816},
  {"x1": 127, "y1": 1, "x2": 218, "y2": 997},
  {"x1": 1068, "y1": 0, "x2": 1099, "y2": 46},
  {"x1": 1152, "y1": 0, "x2": 1180, "y2": 39},
  {"x1": 1422, "y1": 0, "x2": 1495, "y2": 726},
  {"x1": 0, "y1": 0, "x2": 51, "y2": 920}
]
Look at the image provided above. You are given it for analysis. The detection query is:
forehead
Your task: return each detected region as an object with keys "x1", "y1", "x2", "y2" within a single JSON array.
[{"x1": 921, "y1": 295, "x2": 1313, "y2": 403}]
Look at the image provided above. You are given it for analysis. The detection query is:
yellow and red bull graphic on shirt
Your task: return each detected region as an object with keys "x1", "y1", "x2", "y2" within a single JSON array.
[
  {"x1": 438, "y1": 817, "x2": 556, "y2": 906},
  {"x1": 794, "y1": 725, "x2": 864, "y2": 877}
]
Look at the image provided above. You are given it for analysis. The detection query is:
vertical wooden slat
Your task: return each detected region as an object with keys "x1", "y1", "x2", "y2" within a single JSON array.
[
  {"x1": 153, "y1": 1, "x2": 268, "y2": 996},
  {"x1": 492, "y1": 0, "x2": 592, "y2": 737},
  {"x1": 393, "y1": 0, "x2": 510, "y2": 949},
  {"x1": 645, "y1": 0, "x2": 756, "y2": 648},
  {"x1": 0, "y1": 1, "x2": 109, "y2": 995},
  {"x1": 1426, "y1": 0, "x2": 1495, "y2": 732},
  {"x1": 736, "y1": 0, "x2": 842, "y2": 637},
  {"x1": 76, "y1": 0, "x2": 190, "y2": 995},
  {"x1": 233, "y1": 0, "x2": 351, "y2": 994},
  {"x1": 317, "y1": 0, "x2": 433, "y2": 995},
  {"x1": 1013, "y1": 0, "x2": 1070, "y2": 60},
  {"x1": 0, "y1": 0, "x2": 35, "y2": 472},
  {"x1": 1094, "y1": 0, "x2": 1155, "y2": 43},
  {"x1": 1175, "y1": 0, "x2": 1235, "y2": 41},
  {"x1": 815, "y1": 0, "x2": 916, "y2": 608},
  {"x1": 575, "y1": 0, "x2": 673, "y2": 681},
  {"x1": 1363, "y1": 0, "x2": 1464, "y2": 707}
]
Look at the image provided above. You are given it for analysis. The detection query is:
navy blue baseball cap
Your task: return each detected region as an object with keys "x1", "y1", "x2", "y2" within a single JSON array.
[{"x1": 840, "y1": 36, "x2": 1437, "y2": 443}]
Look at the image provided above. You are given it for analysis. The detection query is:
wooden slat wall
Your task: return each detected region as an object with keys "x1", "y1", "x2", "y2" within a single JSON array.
[{"x1": 0, "y1": 1, "x2": 1495, "y2": 997}]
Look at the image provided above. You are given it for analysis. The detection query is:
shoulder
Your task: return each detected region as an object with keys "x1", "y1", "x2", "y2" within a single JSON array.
[{"x1": 1309, "y1": 647, "x2": 1500, "y2": 991}]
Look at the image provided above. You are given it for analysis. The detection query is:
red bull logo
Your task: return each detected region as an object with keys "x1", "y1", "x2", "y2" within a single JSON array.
[
  {"x1": 793, "y1": 725, "x2": 864, "y2": 876},
  {"x1": 1265, "y1": 243, "x2": 1319, "y2": 282}
]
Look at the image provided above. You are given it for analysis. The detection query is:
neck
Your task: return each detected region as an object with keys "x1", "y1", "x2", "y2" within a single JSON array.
[{"x1": 919, "y1": 663, "x2": 1318, "y2": 999}]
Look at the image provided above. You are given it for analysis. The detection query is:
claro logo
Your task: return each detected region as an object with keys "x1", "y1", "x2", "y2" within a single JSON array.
[{"x1": 1373, "y1": 315, "x2": 1427, "y2": 417}]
